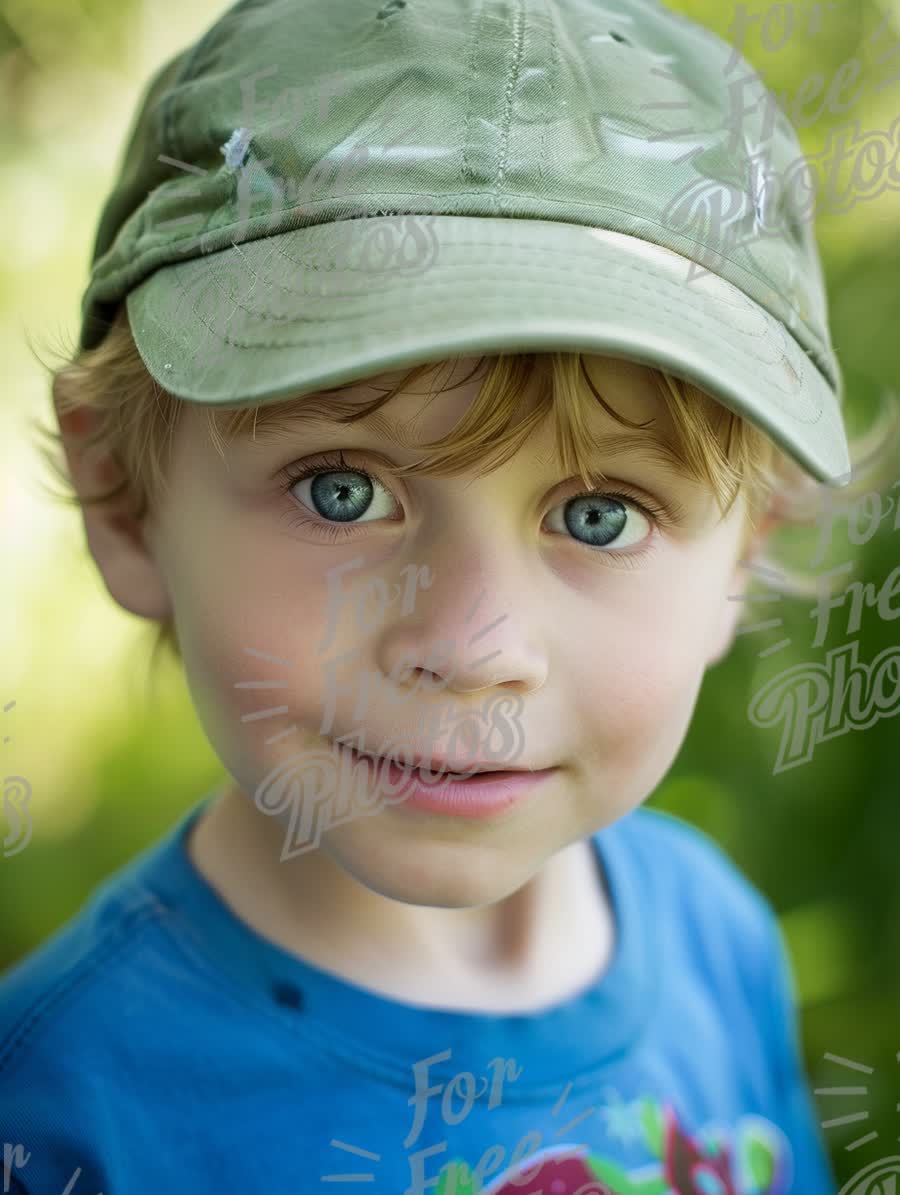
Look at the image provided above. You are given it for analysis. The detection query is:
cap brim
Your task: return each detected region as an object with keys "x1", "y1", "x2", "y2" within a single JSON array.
[{"x1": 126, "y1": 215, "x2": 852, "y2": 488}]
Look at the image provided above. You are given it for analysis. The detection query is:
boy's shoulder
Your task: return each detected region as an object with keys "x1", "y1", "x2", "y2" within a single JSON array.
[
  {"x1": 0, "y1": 828, "x2": 198, "y2": 1156},
  {"x1": 614, "y1": 801, "x2": 775, "y2": 909},
  {"x1": 0, "y1": 860, "x2": 167, "y2": 1051},
  {"x1": 617, "y1": 801, "x2": 766, "y2": 886},
  {"x1": 603, "y1": 803, "x2": 785, "y2": 977}
]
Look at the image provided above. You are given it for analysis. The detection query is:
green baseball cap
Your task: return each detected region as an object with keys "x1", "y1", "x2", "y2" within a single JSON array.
[{"x1": 80, "y1": 0, "x2": 852, "y2": 487}]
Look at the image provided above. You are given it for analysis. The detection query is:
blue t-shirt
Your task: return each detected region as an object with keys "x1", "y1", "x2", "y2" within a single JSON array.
[{"x1": 0, "y1": 796, "x2": 835, "y2": 1194}]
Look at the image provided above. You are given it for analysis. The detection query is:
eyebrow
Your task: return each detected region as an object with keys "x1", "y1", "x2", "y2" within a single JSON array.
[
  {"x1": 231, "y1": 401, "x2": 428, "y2": 449},
  {"x1": 229, "y1": 398, "x2": 681, "y2": 463}
]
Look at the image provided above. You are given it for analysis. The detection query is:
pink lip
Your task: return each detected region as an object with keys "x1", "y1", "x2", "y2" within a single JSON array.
[{"x1": 338, "y1": 744, "x2": 559, "y2": 820}]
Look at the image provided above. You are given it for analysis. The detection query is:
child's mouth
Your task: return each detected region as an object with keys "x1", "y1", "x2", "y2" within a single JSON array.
[
  {"x1": 340, "y1": 743, "x2": 491, "y2": 781},
  {"x1": 334, "y1": 741, "x2": 559, "y2": 820}
]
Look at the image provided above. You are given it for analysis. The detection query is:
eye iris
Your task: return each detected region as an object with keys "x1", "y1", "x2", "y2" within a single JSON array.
[
  {"x1": 564, "y1": 496, "x2": 627, "y2": 547},
  {"x1": 310, "y1": 471, "x2": 373, "y2": 522}
]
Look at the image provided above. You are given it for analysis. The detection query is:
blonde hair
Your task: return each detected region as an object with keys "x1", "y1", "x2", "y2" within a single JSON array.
[{"x1": 32, "y1": 303, "x2": 900, "y2": 675}]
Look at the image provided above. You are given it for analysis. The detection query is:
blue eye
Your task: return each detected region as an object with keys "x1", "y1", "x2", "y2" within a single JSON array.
[
  {"x1": 285, "y1": 454, "x2": 398, "y2": 530},
  {"x1": 546, "y1": 492, "x2": 652, "y2": 550},
  {"x1": 294, "y1": 469, "x2": 393, "y2": 524}
]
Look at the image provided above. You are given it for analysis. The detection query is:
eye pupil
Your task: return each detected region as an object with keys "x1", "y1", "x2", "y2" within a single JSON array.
[
  {"x1": 310, "y1": 470, "x2": 375, "y2": 522},
  {"x1": 564, "y1": 495, "x2": 629, "y2": 548}
]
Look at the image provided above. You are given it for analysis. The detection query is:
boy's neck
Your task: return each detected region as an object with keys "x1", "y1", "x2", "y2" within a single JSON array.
[{"x1": 185, "y1": 784, "x2": 617, "y2": 1013}]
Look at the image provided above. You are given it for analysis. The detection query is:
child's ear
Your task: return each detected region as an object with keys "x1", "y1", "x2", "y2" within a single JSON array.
[
  {"x1": 705, "y1": 509, "x2": 781, "y2": 670},
  {"x1": 53, "y1": 371, "x2": 172, "y2": 623}
]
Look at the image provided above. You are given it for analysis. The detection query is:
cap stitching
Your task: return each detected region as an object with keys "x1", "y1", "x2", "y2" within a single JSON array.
[{"x1": 221, "y1": 232, "x2": 811, "y2": 391}]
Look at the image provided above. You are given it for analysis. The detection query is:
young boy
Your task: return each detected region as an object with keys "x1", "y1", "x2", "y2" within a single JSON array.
[{"x1": 0, "y1": 0, "x2": 863, "y2": 1190}]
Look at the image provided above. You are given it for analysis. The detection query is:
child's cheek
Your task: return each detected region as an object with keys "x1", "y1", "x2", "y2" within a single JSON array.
[
  {"x1": 567, "y1": 573, "x2": 718, "y2": 803},
  {"x1": 160, "y1": 543, "x2": 336, "y2": 791}
]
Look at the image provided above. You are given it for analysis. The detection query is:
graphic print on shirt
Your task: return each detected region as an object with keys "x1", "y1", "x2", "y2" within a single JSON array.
[{"x1": 433, "y1": 1101, "x2": 792, "y2": 1194}]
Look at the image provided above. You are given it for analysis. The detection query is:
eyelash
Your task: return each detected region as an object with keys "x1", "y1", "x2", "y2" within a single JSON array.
[{"x1": 279, "y1": 450, "x2": 675, "y2": 568}]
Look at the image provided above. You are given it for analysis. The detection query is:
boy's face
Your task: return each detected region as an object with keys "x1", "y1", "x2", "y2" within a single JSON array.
[{"x1": 87, "y1": 353, "x2": 759, "y2": 905}]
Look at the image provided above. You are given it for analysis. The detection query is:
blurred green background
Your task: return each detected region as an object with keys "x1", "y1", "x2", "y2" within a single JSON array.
[{"x1": 1, "y1": 0, "x2": 899, "y2": 1185}]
